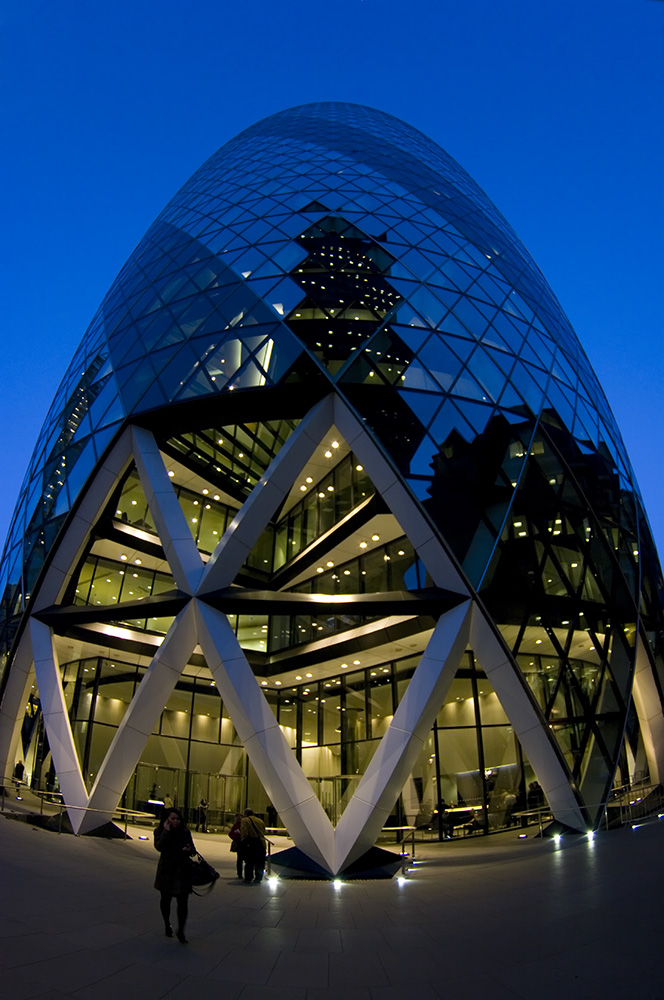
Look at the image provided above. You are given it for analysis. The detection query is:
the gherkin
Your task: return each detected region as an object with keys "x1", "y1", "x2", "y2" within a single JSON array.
[{"x1": 1, "y1": 103, "x2": 663, "y2": 875}]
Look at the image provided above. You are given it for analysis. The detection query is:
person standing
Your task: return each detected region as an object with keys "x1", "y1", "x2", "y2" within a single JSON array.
[
  {"x1": 240, "y1": 808, "x2": 267, "y2": 884},
  {"x1": 13, "y1": 760, "x2": 25, "y2": 789},
  {"x1": 154, "y1": 808, "x2": 196, "y2": 943},
  {"x1": 196, "y1": 798, "x2": 208, "y2": 833},
  {"x1": 503, "y1": 789, "x2": 517, "y2": 828},
  {"x1": 229, "y1": 812, "x2": 243, "y2": 878}
]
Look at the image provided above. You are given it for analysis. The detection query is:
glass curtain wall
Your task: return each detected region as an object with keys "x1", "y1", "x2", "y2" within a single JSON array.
[{"x1": 43, "y1": 650, "x2": 541, "y2": 835}]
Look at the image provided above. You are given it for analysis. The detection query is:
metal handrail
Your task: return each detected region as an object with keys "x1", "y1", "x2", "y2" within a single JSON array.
[
  {"x1": 39, "y1": 799, "x2": 156, "y2": 836},
  {"x1": 0, "y1": 776, "x2": 154, "y2": 835},
  {"x1": 4, "y1": 773, "x2": 664, "y2": 844},
  {"x1": 379, "y1": 824, "x2": 416, "y2": 873}
]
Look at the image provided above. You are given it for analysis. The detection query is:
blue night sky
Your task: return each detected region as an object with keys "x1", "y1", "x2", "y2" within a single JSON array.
[{"x1": 1, "y1": 1, "x2": 663, "y2": 557}]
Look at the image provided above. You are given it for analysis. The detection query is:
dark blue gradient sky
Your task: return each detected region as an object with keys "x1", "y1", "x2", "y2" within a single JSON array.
[{"x1": 2, "y1": 0, "x2": 663, "y2": 556}]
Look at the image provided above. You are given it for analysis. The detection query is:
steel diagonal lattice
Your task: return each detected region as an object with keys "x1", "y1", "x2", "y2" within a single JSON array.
[{"x1": 9, "y1": 391, "x2": 585, "y2": 866}]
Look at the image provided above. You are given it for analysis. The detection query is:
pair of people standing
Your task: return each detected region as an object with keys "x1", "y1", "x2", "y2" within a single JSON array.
[{"x1": 229, "y1": 808, "x2": 267, "y2": 883}]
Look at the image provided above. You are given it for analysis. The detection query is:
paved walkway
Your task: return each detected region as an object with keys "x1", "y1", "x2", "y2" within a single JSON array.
[{"x1": 1, "y1": 800, "x2": 663, "y2": 1000}]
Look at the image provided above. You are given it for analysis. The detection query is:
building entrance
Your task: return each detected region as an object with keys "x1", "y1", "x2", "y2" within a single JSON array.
[{"x1": 129, "y1": 762, "x2": 246, "y2": 830}]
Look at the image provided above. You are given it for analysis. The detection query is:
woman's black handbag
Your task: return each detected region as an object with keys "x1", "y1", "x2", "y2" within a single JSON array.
[{"x1": 189, "y1": 852, "x2": 220, "y2": 894}]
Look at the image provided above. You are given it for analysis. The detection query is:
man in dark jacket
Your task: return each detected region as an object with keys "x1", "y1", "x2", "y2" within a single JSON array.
[{"x1": 240, "y1": 808, "x2": 267, "y2": 883}]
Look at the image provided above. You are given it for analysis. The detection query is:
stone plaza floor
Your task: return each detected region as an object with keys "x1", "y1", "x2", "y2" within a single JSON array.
[{"x1": 1, "y1": 798, "x2": 663, "y2": 1000}]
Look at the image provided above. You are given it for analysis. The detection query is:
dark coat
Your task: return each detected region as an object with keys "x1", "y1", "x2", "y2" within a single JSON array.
[
  {"x1": 229, "y1": 818, "x2": 242, "y2": 852},
  {"x1": 154, "y1": 824, "x2": 196, "y2": 894},
  {"x1": 240, "y1": 814, "x2": 266, "y2": 861}
]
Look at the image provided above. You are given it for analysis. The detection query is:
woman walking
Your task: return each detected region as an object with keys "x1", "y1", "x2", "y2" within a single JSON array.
[{"x1": 154, "y1": 808, "x2": 195, "y2": 943}]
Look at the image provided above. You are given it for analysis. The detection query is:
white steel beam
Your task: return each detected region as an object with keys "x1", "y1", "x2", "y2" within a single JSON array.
[
  {"x1": 0, "y1": 634, "x2": 35, "y2": 788},
  {"x1": 194, "y1": 599, "x2": 336, "y2": 871},
  {"x1": 131, "y1": 426, "x2": 205, "y2": 594},
  {"x1": 632, "y1": 635, "x2": 664, "y2": 786},
  {"x1": 469, "y1": 606, "x2": 586, "y2": 831},
  {"x1": 198, "y1": 396, "x2": 335, "y2": 594},
  {"x1": 81, "y1": 601, "x2": 199, "y2": 833},
  {"x1": 29, "y1": 619, "x2": 88, "y2": 826},
  {"x1": 335, "y1": 600, "x2": 473, "y2": 871}
]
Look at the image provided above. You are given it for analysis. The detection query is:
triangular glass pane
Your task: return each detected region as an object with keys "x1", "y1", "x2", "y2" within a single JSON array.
[
  {"x1": 416, "y1": 336, "x2": 465, "y2": 392},
  {"x1": 164, "y1": 418, "x2": 299, "y2": 541},
  {"x1": 241, "y1": 427, "x2": 429, "y2": 599}
]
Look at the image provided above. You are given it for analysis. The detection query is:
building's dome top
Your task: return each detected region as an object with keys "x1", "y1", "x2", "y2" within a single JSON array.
[{"x1": 0, "y1": 101, "x2": 640, "y2": 610}]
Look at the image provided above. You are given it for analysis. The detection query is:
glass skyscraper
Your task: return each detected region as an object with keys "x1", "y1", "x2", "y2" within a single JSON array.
[{"x1": 1, "y1": 102, "x2": 663, "y2": 875}]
